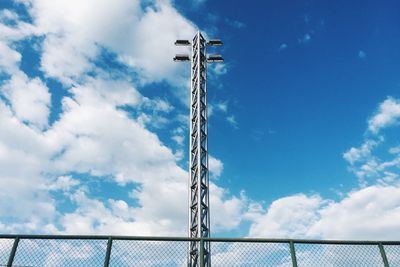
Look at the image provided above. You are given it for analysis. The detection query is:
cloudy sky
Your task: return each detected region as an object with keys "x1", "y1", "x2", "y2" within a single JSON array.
[{"x1": 0, "y1": 0, "x2": 399, "y2": 240}]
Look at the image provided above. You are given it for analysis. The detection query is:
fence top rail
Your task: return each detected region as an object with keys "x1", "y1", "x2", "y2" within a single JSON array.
[
  {"x1": 0, "y1": 235, "x2": 197, "y2": 242},
  {"x1": 0, "y1": 234, "x2": 400, "y2": 245},
  {"x1": 206, "y1": 237, "x2": 400, "y2": 245}
]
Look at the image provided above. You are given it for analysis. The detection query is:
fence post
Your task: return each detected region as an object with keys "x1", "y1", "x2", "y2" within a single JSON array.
[
  {"x1": 103, "y1": 237, "x2": 113, "y2": 267},
  {"x1": 378, "y1": 243, "x2": 390, "y2": 267},
  {"x1": 7, "y1": 237, "x2": 19, "y2": 267},
  {"x1": 199, "y1": 238, "x2": 204, "y2": 267},
  {"x1": 289, "y1": 241, "x2": 298, "y2": 267}
]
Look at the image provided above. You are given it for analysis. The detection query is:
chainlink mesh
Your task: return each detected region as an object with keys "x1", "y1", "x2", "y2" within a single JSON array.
[
  {"x1": 109, "y1": 240, "x2": 189, "y2": 266},
  {"x1": 294, "y1": 243, "x2": 384, "y2": 267},
  {"x1": 0, "y1": 238, "x2": 14, "y2": 266},
  {"x1": 384, "y1": 245, "x2": 400, "y2": 266},
  {"x1": 210, "y1": 241, "x2": 292, "y2": 267},
  {"x1": 1, "y1": 237, "x2": 399, "y2": 267},
  {"x1": 11, "y1": 239, "x2": 107, "y2": 267}
]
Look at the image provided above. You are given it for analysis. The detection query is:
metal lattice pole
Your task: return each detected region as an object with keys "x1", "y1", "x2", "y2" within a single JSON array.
[
  {"x1": 174, "y1": 31, "x2": 223, "y2": 267},
  {"x1": 189, "y1": 32, "x2": 209, "y2": 267}
]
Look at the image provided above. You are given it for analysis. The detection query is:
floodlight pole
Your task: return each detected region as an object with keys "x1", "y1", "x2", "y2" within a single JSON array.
[{"x1": 174, "y1": 31, "x2": 223, "y2": 267}]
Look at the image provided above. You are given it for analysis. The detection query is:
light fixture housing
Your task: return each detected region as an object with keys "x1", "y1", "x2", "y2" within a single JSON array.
[
  {"x1": 207, "y1": 39, "x2": 223, "y2": 46},
  {"x1": 207, "y1": 54, "x2": 224, "y2": 62},
  {"x1": 174, "y1": 54, "x2": 190, "y2": 62},
  {"x1": 175, "y1": 40, "x2": 191, "y2": 46}
]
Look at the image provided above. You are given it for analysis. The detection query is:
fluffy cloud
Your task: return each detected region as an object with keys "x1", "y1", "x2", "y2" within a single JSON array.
[
  {"x1": 249, "y1": 97, "x2": 400, "y2": 240},
  {"x1": 249, "y1": 185, "x2": 400, "y2": 240},
  {"x1": 309, "y1": 185, "x2": 400, "y2": 240},
  {"x1": 24, "y1": 0, "x2": 196, "y2": 88},
  {"x1": 0, "y1": 71, "x2": 249, "y2": 235},
  {"x1": 0, "y1": 10, "x2": 36, "y2": 42},
  {"x1": 210, "y1": 185, "x2": 248, "y2": 232},
  {"x1": 368, "y1": 97, "x2": 400, "y2": 134},
  {"x1": 47, "y1": 81, "x2": 180, "y2": 184},
  {"x1": 249, "y1": 194, "x2": 323, "y2": 238},
  {"x1": 343, "y1": 139, "x2": 380, "y2": 165},
  {"x1": 209, "y1": 155, "x2": 223, "y2": 179},
  {"x1": 0, "y1": 102, "x2": 56, "y2": 232},
  {"x1": 0, "y1": 9, "x2": 36, "y2": 75},
  {"x1": 343, "y1": 98, "x2": 400, "y2": 184},
  {"x1": 0, "y1": 0, "x2": 248, "y2": 237},
  {"x1": 2, "y1": 72, "x2": 51, "y2": 129},
  {"x1": 59, "y1": 188, "x2": 175, "y2": 236},
  {"x1": 0, "y1": 42, "x2": 21, "y2": 73}
]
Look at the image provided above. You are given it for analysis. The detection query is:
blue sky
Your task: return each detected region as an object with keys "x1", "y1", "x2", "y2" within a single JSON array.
[{"x1": 0, "y1": 0, "x2": 400, "y2": 240}]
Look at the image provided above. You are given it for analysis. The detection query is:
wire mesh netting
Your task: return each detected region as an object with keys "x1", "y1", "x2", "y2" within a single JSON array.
[
  {"x1": 11, "y1": 238, "x2": 107, "y2": 267},
  {"x1": 0, "y1": 236, "x2": 399, "y2": 267},
  {"x1": 109, "y1": 240, "x2": 189, "y2": 267},
  {"x1": 210, "y1": 241, "x2": 292, "y2": 267},
  {"x1": 385, "y1": 245, "x2": 400, "y2": 266},
  {"x1": 0, "y1": 238, "x2": 14, "y2": 266},
  {"x1": 294, "y1": 243, "x2": 384, "y2": 267}
]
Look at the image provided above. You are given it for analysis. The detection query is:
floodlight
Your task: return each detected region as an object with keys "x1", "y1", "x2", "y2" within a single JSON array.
[
  {"x1": 207, "y1": 39, "x2": 223, "y2": 46},
  {"x1": 174, "y1": 54, "x2": 190, "y2": 62},
  {"x1": 207, "y1": 54, "x2": 224, "y2": 62},
  {"x1": 175, "y1": 40, "x2": 191, "y2": 46}
]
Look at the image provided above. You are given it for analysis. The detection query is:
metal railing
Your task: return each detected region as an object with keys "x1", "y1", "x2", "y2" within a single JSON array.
[{"x1": 0, "y1": 234, "x2": 399, "y2": 266}]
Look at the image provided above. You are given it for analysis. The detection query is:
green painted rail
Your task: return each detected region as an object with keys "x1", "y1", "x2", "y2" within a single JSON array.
[{"x1": 0, "y1": 235, "x2": 399, "y2": 266}]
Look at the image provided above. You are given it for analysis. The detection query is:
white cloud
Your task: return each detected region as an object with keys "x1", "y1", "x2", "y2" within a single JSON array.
[
  {"x1": 2, "y1": 57, "x2": 208, "y2": 239},
  {"x1": 0, "y1": 9, "x2": 19, "y2": 21},
  {"x1": 249, "y1": 194, "x2": 324, "y2": 238},
  {"x1": 1, "y1": 1, "x2": 400, "y2": 245},
  {"x1": 343, "y1": 98, "x2": 400, "y2": 185},
  {"x1": 0, "y1": 42, "x2": 21, "y2": 73},
  {"x1": 343, "y1": 139, "x2": 380, "y2": 165},
  {"x1": 0, "y1": 71, "x2": 251, "y2": 236},
  {"x1": 215, "y1": 101, "x2": 228, "y2": 113},
  {"x1": 249, "y1": 96, "x2": 400, "y2": 240},
  {"x1": 0, "y1": 9, "x2": 36, "y2": 75},
  {"x1": 171, "y1": 135, "x2": 184, "y2": 146},
  {"x1": 210, "y1": 185, "x2": 248, "y2": 232},
  {"x1": 210, "y1": 63, "x2": 228, "y2": 76},
  {"x1": 56, "y1": 177, "x2": 251, "y2": 236},
  {"x1": 389, "y1": 146, "x2": 400, "y2": 154},
  {"x1": 0, "y1": 10, "x2": 36, "y2": 74},
  {"x1": 0, "y1": 0, "x2": 340, "y2": 241},
  {"x1": 0, "y1": 102, "x2": 56, "y2": 230},
  {"x1": 1, "y1": 72, "x2": 51, "y2": 129},
  {"x1": 368, "y1": 97, "x2": 400, "y2": 134},
  {"x1": 209, "y1": 101, "x2": 228, "y2": 117},
  {"x1": 248, "y1": 185, "x2": 400, "y2": 240},
  {"x1": 25, "y1": 0, "x2": 196, "y2": 89},
  {"x1": 171, "y1": 127, "x2": 185, "y2": 148},
  {"x1": 309, "y1": 185, "x2": 400, "y2": 240},
  {"x1": 45, "y1": 176, "x2": 80, "y2": 192},
  {"x1": 68, "y1": 77, "x2": 142, "y2": 108},
  {"x1": 144, "y1": 98, "x2": 174, "y2": 113},
  {"x1": 227, "y1": 115, "x2": 238, "y2": 129},
  {"x1": 209, "y1": 155, "x2": 223, "y2": 179},
  {"x1": 47, "y1": 81, "x2": 178, "y2": 184},
  {"x1": 0, "y1": 10, "x2": 37, "y2": 42}
]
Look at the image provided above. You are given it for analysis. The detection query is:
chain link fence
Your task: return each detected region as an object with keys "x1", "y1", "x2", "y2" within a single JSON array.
[{"x1": 0, "y1": 235, "x2": 398, "y2": 266}]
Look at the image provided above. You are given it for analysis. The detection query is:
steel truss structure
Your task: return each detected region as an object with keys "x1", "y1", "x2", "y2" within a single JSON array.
[
  {"x1": 189, "y1": 32, "x2": 210, "y2": 267},
  {"x1": 174, "y1": 31, "x2": 223, "y2": 267}
]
